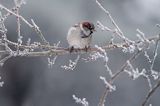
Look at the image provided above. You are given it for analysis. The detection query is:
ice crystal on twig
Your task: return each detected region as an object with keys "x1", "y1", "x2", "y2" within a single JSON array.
[
  {"x1": 31, "y1": 19, "x2": 48, "y2": 45},
  {"x1": 150, "y1": 35, "x2": 160, "y2": 80},
  {"x1": 48, "y1": 41, "x2": 60, "y2": 68},
  {"x1": 14, "y1": 0, "x2": 26, "y2": 7},
  {"x1": 96, "y1": 0, "x2": 134, "y2": 45},
  {"x1": 151, "y1": 70, "x2": 159, "y2": 80},
  {"x1": 125, "y1": 61, "x2": 152, "y2": 90},
  {"x1": 0, "y1": 55, "x2": 12, "y2": 66},
  {"x1": 136, "y1": 29, "x2": 150, "y2": 51},
  {"x1": 97, "y1": 21, "x2": 112, "y2": 32},
  {"x1": 122, "y1": 43, "x2": 136, "y2": 53},
  {"x1": 48, "y1": 56, "x2": 57, "y2": 68},
  {"x1": 0, "y1": 76, "x2": 4, "y2": 87},
  {"x1": 95, "y1": 45, "x2": 113, "y2": 77},
  {"x1": 83, "y1": 45, "x2": 113, "y2": 76},
  {"x1": 61, "y1": 55, "x2": 80, "y2": 71},
  {"x1": 72, "y1": 94, "x2": 89, "y2": 106},
  {"x1": 136, "y1": 29, "x2": 149, "y2": 42},
  {"x1": 144, "y1": 51, "x2": 152, "y2": 63},
  {"x1": 82, "y1": 52, "x2": 104, "y2": 62},
  {"x1": 100, "y1": 76, "x2": 116, "y2": 92}
]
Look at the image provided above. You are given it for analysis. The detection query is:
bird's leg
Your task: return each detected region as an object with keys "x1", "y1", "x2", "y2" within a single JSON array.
[
  {"x1": 84, "y1": 46, "x2": 90, "y2": 52},
  {"x1": 69, "y1": 46, "x2": 74, "y2": 53}
]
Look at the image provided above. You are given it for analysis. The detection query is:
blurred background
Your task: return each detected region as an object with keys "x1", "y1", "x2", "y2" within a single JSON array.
[{"x1": 0, "y1": 0, "x2": 160, "y2": 106}]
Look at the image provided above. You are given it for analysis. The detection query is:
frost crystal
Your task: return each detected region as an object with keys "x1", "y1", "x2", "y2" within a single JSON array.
[
  {"x1": 72, "y1": 94, "x2": 89, "y2": 106},
  {"x1": 0, "y1": 76, "x2": 4, "y2": 87},
  {"x1": 48, "y1": 56, "x2": 57, "y2": 68},
  {"x1": 136, "y1": 29, "x2": 149, "y2": 42},
  {"x1": 26, "y1": 38, "x2": 31, "y2": 46},
  {"x1": 61, "y1": 55, "x2": 80, "y2": 71},
  {"x1": 125, "y1": 61, "x2": 145, "y2": 79},
  {"x1": 122, "y1": 43, "x2": 136, "y2": 53},
  {"x1": 150, "y1": 36, "x2": 159, "y2": 80},
  {"x1": 95, "y1": 45, "x2": 113, "y2": 75},
  {"x1": 100, "y1": 76, "x2": 116, "y2": 92},
  {"x1": 144, "y1": 51, "x2": 152, "y2": 63},
  {"x1": 18, "y1": 35, "x2": 23, "y2": 45},
  {"x1": 47, "y1": 41, "x2": 60, "y2": 68},
  {"x1": 125, "y1": 61, "x2": 152, "y2": 89},
  {"x1": 88, "y1": 45, "x2": 113, "y2": 77},
  {"x1": 151, "y1": 70, "x2": 159, "y2": 80},
  {"x1": 97, "y1": 21, "x2": 111, "y2": 31},
  {"x1": 136, "y1": 29, "x2": 150, "y2": 51},
  {"x1": 14, "y1": 0, "x2": 26, "y2": 7}
]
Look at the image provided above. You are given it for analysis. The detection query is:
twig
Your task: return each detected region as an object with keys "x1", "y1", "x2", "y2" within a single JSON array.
[
  {"x1": 142, "y1": 79, "x2": 160, "y2": 106},
  {"x1": 98, "y1": 35, "x2": 159, "y2": 106},
  {"x1": 150, "y1": 34, "x2": 160, "y2": 71},
  {"x1": 96, "y1": 0, "x2": 123, "y2": 35},
  {"x1": 95, "y1": 0, "x2": 132, "y2": 43},
  {"x1": 0, "y1": 54, "x2": 12, "y2": 66},
  {"x1": 14, "y1": 1, "x2": 22, "y2": 54},
  {"x1": 98, "y1": 49, "x2": 142, "y2": 106},
  {"x1": 31, "y1": 19, "x2": 49, "y2": 45},
  {"x1": 141, "y1": 35, "x2": 160, "y2": 106},
  {"x1": 0, "y1": 4, "x2": 33, "y2": 27},
  {"x1": 0, "y1": 4, "x2": 49, "y2": 45}
]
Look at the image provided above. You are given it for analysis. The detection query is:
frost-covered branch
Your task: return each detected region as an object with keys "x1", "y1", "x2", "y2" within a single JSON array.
[
  {"x1": 61, "y1": 55, "x2": 80, "y2": 71},
  {"x1": 142, "y1": 79, "x2": 160, "y2": 106},
  {"x1": 0, "y1": 3, "x2": 48, "y2": 45},
  {"x1": 72, "y1": 94, "x2": 89, "y2": 106},
  {"x1": 1, "y1": 0, "x2": 160, "y2": 106},
  {"x1": 0, "y1": 76, "x2": 4, "y2": 87},
  {"x1": 98, "y1": 49, "x2": 142, "y2": 106}
]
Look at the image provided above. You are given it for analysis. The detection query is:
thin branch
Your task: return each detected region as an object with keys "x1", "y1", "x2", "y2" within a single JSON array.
[
  {"x1": 141, "y1": 35, "x2": 160, "y2": 106},
  {"x1": 142, "y1": 79, "x2": 160, "y2": 106},
  {"x1": 96, "y1": 0, "x2": 123, "y2": 36},
  {"x1": 14, "y1": 1, "x2": 22, "y2": 54},
  {"x1": 95, "y1": 0, "x2": 134, "y2": 44},
  {"x1": 98, "y1": 49, "x2": 142, "y2": 106},
  {"x1": 31, "y1": 19, "x2": 49, "y2": 45},
  {"x1": 0, "y1": 4, "x2": 49, "y2": 45},
  {"x1": 150, "y1": 34, "x2": 160, "y2": 71},
  {"x1": 98, "y1": 35, "x2": 159, "y2": 106},
  {"x1": 0, "y1": 54, "x2": 12, "y2": 66},
  {"x1": 0, "y1": 4, "x2": 33, "y2": 27},
  {"x1": 0, "y1": 35, "x2": 158, "y2": 58}
]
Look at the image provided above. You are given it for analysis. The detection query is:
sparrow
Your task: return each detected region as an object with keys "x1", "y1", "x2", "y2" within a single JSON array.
[{"x1": 67, "y1": 21, "x2": 95, "y2": 52}]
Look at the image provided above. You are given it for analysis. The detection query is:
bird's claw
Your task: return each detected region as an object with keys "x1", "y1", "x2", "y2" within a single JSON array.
[{"x1": 69, "y1": 46, "x2": 74, "y2": 53}]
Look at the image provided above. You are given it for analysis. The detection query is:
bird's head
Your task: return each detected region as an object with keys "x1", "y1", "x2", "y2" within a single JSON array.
[{"x1": 80, "y1": 21, "x2": 96, "y2": 36}]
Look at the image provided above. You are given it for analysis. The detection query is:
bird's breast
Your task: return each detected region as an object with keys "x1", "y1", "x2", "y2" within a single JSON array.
[{"x1": 67, "y1": 27, "x2": 91, "y2": 48}]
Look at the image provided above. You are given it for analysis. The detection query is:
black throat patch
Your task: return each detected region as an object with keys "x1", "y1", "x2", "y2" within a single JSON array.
[{"x1": 80, "y1": 30, "x2": 92, "y2": 38}]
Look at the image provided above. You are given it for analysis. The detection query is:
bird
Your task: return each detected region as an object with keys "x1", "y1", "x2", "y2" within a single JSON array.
[{"x1": 67, "y1": 21, "x2": 95, "y2": 52}]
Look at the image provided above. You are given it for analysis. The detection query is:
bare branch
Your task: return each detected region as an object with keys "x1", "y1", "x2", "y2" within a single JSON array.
[
  {"x1": 95, "y1": 0, "x2": 134, "y2": 44},
  {"x1": 0, "y1": 4, "x2": 33, "y2": 27},
  {"x1": 96, "y1": 0, "x2": 123, "y2": 36},
  {"x1": 142, "y1": 79, "x2": 160, "y2": 106},
  {"x1": 150, "y1": 34, "x2": 160, "y2": 71},
  {"x1": 0, "y1": 4, "x2": 49, "y2": 45},
  {"x1": 31, "y1": 19, "x2": 49, "y2": 45},
  {"x1": 98, "y1": 49, "x2": 142, "y2": 106}
]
